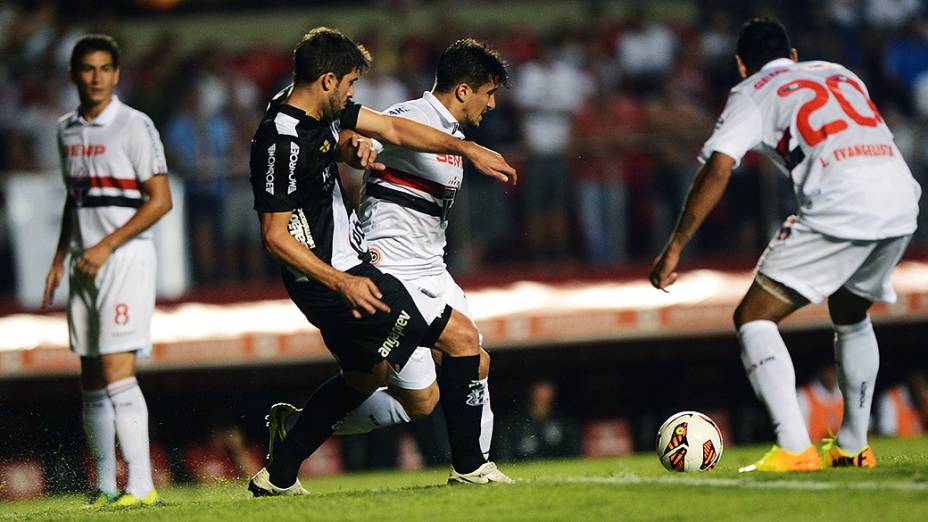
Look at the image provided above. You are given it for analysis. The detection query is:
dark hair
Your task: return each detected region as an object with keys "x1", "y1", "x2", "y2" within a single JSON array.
[
  {"x1": 70, "y1": 34, "x2": 120, "y2": 71},
  {"x1": 293, "y1": 27, "x2": 371, "y2": 84},
  {"x1": 736, "y1": 17, "x2": 791, "y2": 73},
  {"x1": 434, "y1": 38, "x2": 509, "y2": 93}
]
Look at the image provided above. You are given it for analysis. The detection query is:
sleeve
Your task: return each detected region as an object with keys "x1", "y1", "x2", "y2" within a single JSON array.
[
  {"x1": 338, "y1": 100, "x2": 362, "y2": 131},
  {"x1": 250, "y1": 133, "x2": 307, "y2": 212},
  {"x1": 384, "y1": 101, "x2": 430, "y2": 125},
  {"x1": 698, "y1": 89, "x2": 763, "y2": 169},
  {"x1": 127, "y1": 114, "x2": 168, "y2": 183}
]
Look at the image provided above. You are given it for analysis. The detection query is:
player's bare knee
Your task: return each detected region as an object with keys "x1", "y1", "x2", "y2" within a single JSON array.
[
  {"x1": 732, "y1": 302, "x2": 753, "y2": 329},
  {"x1": 98, "y1": 353, "x2": 136, "y2": 385},
  {"x1": 828, "y1": 288, "x2": 872, "y2": 325},
  {"x1": 436, "y1": 313, "x2": 480, "y2": 357},
  {"x1": 478, "y1": 349, "x2": 491, "y2": 380},
  {"x1": 401, "y1": 385, "x2": 439, "y2": 418},
  {"x1": 345, "y1": 361, "x2": 390, "y2": 394}
]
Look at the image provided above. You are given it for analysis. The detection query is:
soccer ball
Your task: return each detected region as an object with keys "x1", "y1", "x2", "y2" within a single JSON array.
[{"x1": 656, "y1": 411, "x2": 723, "y2": 472}]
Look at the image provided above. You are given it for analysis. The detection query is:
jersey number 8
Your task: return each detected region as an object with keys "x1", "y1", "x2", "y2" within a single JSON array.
[{"x1": 777, "y1": 74, "x2": 883, "y2": 147}]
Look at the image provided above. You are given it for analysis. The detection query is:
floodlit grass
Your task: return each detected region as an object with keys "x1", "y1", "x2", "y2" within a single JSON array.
[{"x1": 2, "y1": 437, "x2": 926, "y2": 521}]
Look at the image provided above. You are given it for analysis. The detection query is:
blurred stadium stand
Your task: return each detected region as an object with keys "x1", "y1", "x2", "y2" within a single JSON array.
[{"x1": 1, "y1": 0, "x2": 927, "y2": 497}]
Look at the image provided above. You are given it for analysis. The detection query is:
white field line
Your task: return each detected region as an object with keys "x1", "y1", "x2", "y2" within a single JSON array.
[{"x1": 532, "y1": 474, "x2": 928, "y2": 492}]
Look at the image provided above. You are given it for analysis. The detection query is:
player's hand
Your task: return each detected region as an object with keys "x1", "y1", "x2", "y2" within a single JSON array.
[
  {"x1": 462, "y1": 142, "x2": 517, "y2": 185},
  {"x1": 649, "y1": 248, "x2": 680, "y2": 292},
  {"x1": 76, "y1": 242, "x2": 112, "y2": 279},
  {"x1": 348, "y1": 134, "x2": 385, "y2": 171},
  {"x1": 335, "y1": 274, "x2": 391, "y2": 319},
  {"x1": 41, "y1": 263, "x2": 65, "y2": 310}
]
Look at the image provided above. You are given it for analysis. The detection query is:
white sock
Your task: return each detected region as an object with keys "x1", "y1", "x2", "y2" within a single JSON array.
[
  {"x1": 107, "y1": 377, "x2": 154, "y2": 497},
  {"x1": 738, "y1": 320, "x2": 811, "y2": 453},
  {"x1": 334, "y1": 387, "x2": 411, "y2": 435},
  {"x1": 834, "y1": 317, "x2": 879, "y2": 453},
  {"x1": 478, "y1": 378, "x2": 493, "y2": 459},
  {"x1": 82, "y1": 388, "x2": 117, "y2": 493}
]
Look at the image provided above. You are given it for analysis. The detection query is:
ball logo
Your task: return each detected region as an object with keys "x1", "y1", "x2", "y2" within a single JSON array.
[
  {"x1": 701, "y1": 439, "x2": 718, "y2": 470},
  {"x1": 662, "y1": 422, "x2": 689, "y2": 472}
]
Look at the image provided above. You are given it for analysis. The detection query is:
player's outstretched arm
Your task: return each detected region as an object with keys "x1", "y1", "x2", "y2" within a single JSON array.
[
  {"x1": 649, "y1": 152, "x2": 736, "y2": 291},
  {"x1": 259, "y1": 211, "x2": 390, "y2": 319},
  {"x1": 41, "y1": 196, "x2": 74, "y2": 309},
  {"x1": 336, "y1": 130, "x2": 384, "y2": 171},
  {"x1": 354, "y1": 107, "x2": 517, "y2": 185},
  {"x1": 75, "y1": 175, "x2": 173, "y2": 278}
]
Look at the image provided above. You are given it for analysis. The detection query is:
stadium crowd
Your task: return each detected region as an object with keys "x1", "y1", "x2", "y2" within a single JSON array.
[{"x1": 1, "y1": 0, "x2": 927, "y2": 293}]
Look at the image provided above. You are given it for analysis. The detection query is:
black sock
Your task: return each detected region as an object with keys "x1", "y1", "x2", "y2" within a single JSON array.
[
  {"x1": 438, "y1": 354, "x2": 486, "y2": 473},
  {"x1": 266, "y1": 375, "x2": 369, "y2": 486}
]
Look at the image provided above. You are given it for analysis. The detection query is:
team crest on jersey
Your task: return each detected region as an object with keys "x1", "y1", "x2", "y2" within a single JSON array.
[
  {"x1": 319, "y1": 139, "x2": 331, "y2": 153},
  {"x1": 367, "y1": 246, "x2": 382, "y2": 265}
]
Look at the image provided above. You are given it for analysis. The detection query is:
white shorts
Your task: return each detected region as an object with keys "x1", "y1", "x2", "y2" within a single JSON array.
[
  {"x1": 388, "y1": 270, "x2": 474, "y2": 390},
  {"x1": 757, "y1": 216, "x2": 911, "y2": 304},
  {"x1": 68, "y1": 240, "x2": 156, "y2": 357}
]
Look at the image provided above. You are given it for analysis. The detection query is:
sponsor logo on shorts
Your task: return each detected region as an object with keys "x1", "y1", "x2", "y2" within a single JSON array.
[
  {"x1": 288, "y1": 142, "x2": 299, "y2": 194},
  {"x1": 265, "y1": 143, "x2": 277, "y2": 194},
  {"x1": 378, "y1": 310, "x2": 411, "y2": 358},
  {"x1": 319, "y1": 139, "x2": 331, "y2": 153}
]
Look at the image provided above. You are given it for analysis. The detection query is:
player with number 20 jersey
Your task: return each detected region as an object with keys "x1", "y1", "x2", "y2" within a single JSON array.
[{"x1": 651, "y1": 18, "x2": 920, "y2": 474}]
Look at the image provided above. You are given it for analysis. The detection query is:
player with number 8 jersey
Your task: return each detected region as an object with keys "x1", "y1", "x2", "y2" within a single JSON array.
[
  {"x1": 651, "y1": 18, "x2": 920, "y2": 473},
  {"x1": 43, "y1": 34, "x2": 172, "y2": 507}
]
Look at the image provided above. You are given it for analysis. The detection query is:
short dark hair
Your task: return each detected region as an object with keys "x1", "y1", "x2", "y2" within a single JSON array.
[
  {"x1": 736, "y1": 17, "x2": 791, "y2": 73},
  {"x1": 434, "y1": 38, "x2": 509, "y2": 93},
  {"x1": 293, "y1": 27, "x2": 371, "y2": 84},
  {"x1": 70, "y1": 34, "x2": 120, "y2": 71}
]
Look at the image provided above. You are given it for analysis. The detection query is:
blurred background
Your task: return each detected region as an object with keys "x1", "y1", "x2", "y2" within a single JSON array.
[{"x1": 1, "y1": 0, "x2": 927, "y2": 499}]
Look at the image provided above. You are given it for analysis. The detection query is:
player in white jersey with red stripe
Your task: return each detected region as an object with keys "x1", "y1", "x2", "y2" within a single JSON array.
[
  {"x1": 42, "y1": 35, "x2": 172, "y2": 506},
  {"x1": 328, "y1": 39, "x2": 510, "y2": 482},
  {"x1": 651, "y1": 18, "x2": 920, "y2": 472}
]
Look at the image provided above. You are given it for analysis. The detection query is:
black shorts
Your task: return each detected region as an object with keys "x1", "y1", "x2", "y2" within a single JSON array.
[{"x1": 285, "y1": 263, "x2": 450, "y2": 373}]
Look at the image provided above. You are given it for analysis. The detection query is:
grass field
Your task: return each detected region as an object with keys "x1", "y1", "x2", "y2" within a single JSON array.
[{"x1": 2, "y1": 437, "x2": 926, "y2": 521}]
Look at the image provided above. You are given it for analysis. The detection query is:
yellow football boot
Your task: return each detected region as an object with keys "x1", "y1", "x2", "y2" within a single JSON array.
[
  {"x1": 820, "y1": 438, "x2": 877, "y2": 468},
  {"x1": 111, "y1": 489, "x2": 160, "y2": 507},
  {"x1": 738, "y1": 444, "x2": 821, "y2": 472}
]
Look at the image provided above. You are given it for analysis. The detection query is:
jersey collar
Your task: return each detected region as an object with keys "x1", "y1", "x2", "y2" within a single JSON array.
[
  {"x1": 74, "y1": 95, "x2": 122, "y2": 127},
  {"x1": 760, "y1": 58, "x2": 796, "y2": 71},
  {"x1": 422, "y1": 91, "x2": 460, "y2": 132}
]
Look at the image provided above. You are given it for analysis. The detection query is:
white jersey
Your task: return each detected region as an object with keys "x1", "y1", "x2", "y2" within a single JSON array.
[
  {"x1": 359, "y1": 92, "x2": 464, "y2": 278},
  {"x1": 700, "y1": 58, "x2": 921, "y2": 240},
  {"x1": 57, "y1": 95, "x2": 168, "y2": 254}
]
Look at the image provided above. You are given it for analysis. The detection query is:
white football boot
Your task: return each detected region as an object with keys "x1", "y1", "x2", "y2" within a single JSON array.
[
  {"x1": 447, "y1": 461, "x2": 513, "y2": 485},
  {"x1": 248, "y1": 467, "x2": 309, "y2": 497}
]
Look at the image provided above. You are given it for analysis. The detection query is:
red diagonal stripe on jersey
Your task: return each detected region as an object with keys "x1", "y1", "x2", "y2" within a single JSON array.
[
  {"x1": 371, "y1": 167, "x2": 445, "y2": 199},
  {"x1": 87, "y1": 176, "x2": 140, "y2": 191}
]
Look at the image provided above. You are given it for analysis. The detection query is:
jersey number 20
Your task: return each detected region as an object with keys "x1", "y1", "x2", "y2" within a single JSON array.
[{"x1": 776, "y1": 74, "x2": 882, "y2": 147}]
